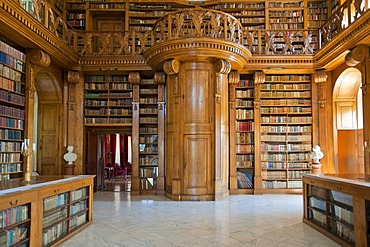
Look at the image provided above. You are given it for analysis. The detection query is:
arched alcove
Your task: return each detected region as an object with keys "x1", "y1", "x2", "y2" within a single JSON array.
[
  {"x1": 34, "y1": 70, "x2": 64, "y2": 175},
  {"x1": 333, "y1": 67, "x2": 364, "y2": 174}
]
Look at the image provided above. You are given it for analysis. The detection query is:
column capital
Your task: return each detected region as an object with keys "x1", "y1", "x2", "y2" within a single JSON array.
[
  {"x1": 67, "y1": 71, "x2": 80, "y2": 84},
  {"x1": 214, "y1": 59, "x2": 231, "y2": 75},
  {"x1": 129, "y1": 72, "x2": 141, "y2": 85},
  {"x1": 228, "y1": 71, "x2": 240, "y2": 84},
  {"x1": 28, "y1": 49, "x2": 50, "y2": 67},
  {"x1": 254, "y1": 70, "x2": 265, "y2": 85},
  {"x1": 154, "y1": 72, "x2": 166, "y2": 84},
  {"x1": 314, "y1": 69, "x2": 328, "y2": 84}
]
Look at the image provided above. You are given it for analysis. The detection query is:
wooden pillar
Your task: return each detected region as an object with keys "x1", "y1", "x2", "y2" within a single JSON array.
[
  {"x1": 154, "y1": 72, "x2": 166, "y2": 194},
  {"x1": 253, "y1": 70, "x2": 265, "y2": 193},
  {"x1": 64, "y1": 71, "x2": 80, "y2": 175},
  {"x1": 228, "y1": 70, "x2": 239, "y2": 194},
  {"x1": 345, "y1": 46, "x2": 370, "y2": 176},
  {"x1": 25, "y1": 49, "x2": 50, "y2": 181},
  {"x1": 129, "y1": 72, "x2": 141, "y2": 195},
  {"x1": 314, "y1": 69, "x2": 331, "y2": 173}
]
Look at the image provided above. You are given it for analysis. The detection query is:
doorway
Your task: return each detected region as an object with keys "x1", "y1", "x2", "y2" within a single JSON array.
[
  {"x1": 333, "y1": 68, "x2": 364, "y2": 174},
  {"x1": 85, "y1": 128, "x2": 132, "y2": 192}
]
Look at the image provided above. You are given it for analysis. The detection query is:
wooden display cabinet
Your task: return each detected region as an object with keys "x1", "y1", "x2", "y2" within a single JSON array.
[
  {"x1": 0, "y1": 175, "x2": 94, "y2": 246},
  {"x1": 303, "y1": 174, "x2": 370, "y2": 246}
]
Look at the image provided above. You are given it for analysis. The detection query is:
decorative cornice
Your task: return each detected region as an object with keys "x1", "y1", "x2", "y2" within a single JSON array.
[
  {"x1": 144, "y1": 38, "x2": 250, "y2": 71},
  {"x1": 79, "y1": 56, "x2": 151, "y2": 71}
]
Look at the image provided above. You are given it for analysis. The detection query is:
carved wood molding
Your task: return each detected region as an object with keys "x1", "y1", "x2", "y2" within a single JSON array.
[
  {"x1": 228, "y1": 70, "x2": 239, "y2": 104},
  {"x1": 314, "y1": 69, "x2": 328, "y2": 84},
  {"x1": 253, "y1": 70, "x2": 265, "y2": 103},
  {"x1": 228, "y1": 71, "x2": 240, "y2": 84},
  {"x1": 345, "y1": 45, "x2": 369, "y2": 66},
  {"x1": 314, "y1": 69, "x2": 328, "y2": 108},
  {"x1": 163, "y1": 60, "x2": 180, "y2": 75}
]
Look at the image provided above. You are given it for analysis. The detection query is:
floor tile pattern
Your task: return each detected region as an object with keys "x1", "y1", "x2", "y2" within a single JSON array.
[{"x1": 61, "y1": 193, "x2": 340, "y2": 247}]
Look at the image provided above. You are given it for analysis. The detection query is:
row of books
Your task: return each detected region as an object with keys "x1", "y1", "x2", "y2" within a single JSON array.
[
  {"x1": 139, "y1": 98, "x2": 158, "y2": 104},
  {"x1": 0, "y1": 117, "x2": 24, "y2": 129},
  {"x1": 236, "y1": 90, "x2": 253, "y2": 98},
  {"x1": 261, "y1": 106, "x2": 311, "y2": 114},
  {"x1": 0, "y1": 163, "x2": 22, "y2": 173},
  {"x1": 140, "y1": 108, "x2": 158, "y2": 114},
  {"x1": 140, "y1": 178, "x2": 156, "y2": 190},
  {"x1": 43, "y1": 193, "x2": 68, "y2": 212},
  {"x1": 236, "y1": 109, "x2": 253, "y2": 119},
  {"x1": 140, "y1": 167, "x2": 158, "y2": 178},
  {"x1": 261, "y1": 134, "x2": 312, "y2": 142},
  {"x1": 236, "y1": 144, "x2": 254, "y2": 153},
  {"x1": 140, "y1": 145, "x2": 158, "y2": 154},
  {"x1": 236, "y1": 132, "x2": 253, "y2": 144},
  {"x1": 261, "y1": 143, "x2": 311, "y2": 151},
  {"x1": 260, "y1": 91, "x2": 311, "y2": 98},
  {"x1": 0, "y1": 152, "x2": 21, "y2": 163},
  {"x1": 0, "y1": 89, "x2": 25, "y2": 106},
  {"x1": 71, "y1": 188, "x2": 87, "y2": 202},
  {"x1": 42, "y1": 220, "x2": 67, "y2": 246},
  {"x1": 0, "y1": 226, "x2": 28, "y2": 246},
  {"x1": 265, "y1": 75, "x2": 311, "y2": 81},
  {"x1": 236, "y1": 121, "x2": 254, "y2": 132},
  {"x1": 0, "y1": 205, "x2": 28, "y2": 229},
  {"x1": 0, "y1": 105, "x2": 25, "y2": 120},
  {"x1": 0, "y1": 142, "x2": 21, "y2": 152},
  {"x1": 70, "y1": 200, "x2": 87, "y2": 216},
  {"x1": 0, "y1": 64, "x2": 23, "y2": 83},
  {"x1": 140, "y1": 117, "x2": 158, "y2": 123},
  {"x1": 139, "y1": 157, "x2": 158, "y2": 166},
  {"x1": 84, "y1": 117, "x2": 132, "y2": 124},
  {"x1": 70, "y1": 212, "x2": 87, "y2": 231},
  {"x1": 261, "y1": 125, "x2": 311, "y2": 133},
  {"x1": 261, "y1": 99, "x2": 311, "y2": 105},
  {"x1": 261, "y1": 83, "x2": 310, "y2": 90},
  {"x1": 0, "y1": 129, "x2": 22, "y2": 140},
  {"x1": 0, "y1": 76, "x2": 24, "y2": 94},
  {"x1": 0, "y1": 41, "x2": 26, "y2": 63},
  {"x1": 84, "y1": 108, "x2": 132, "y2": 116},
  {"x1": 139, "y1": 127, "x2": 157, "y2": 134},
  {"x1": 139, "y1": 135, "x2": 157, "y2": 143},
  {"x1": 236, "y1": 99, "x2": 253, "y2": 107},
  {"x1": 43, "y1": 207, "x2": 67, "y2": 229},
  {"x1": 261, "y1": 116, "x2": 312, "y2": 123},
  {"x1": 261, "y1": 153, "x2": 309, "y2": 161},
  {"x1": 288, "y1": 170, "x2": 311, "y2": 179}
]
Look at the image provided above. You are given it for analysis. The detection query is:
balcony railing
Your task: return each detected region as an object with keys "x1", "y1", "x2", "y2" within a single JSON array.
[{"x1": 7, "y1": 0, "x2": 370, "y2": 57}]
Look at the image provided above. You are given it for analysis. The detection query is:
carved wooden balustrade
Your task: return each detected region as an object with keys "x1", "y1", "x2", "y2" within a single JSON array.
[
  {"x1": 5, "y1": 0, "x2": 370, "y2": 57},
  {"x1": 319, "y1": 0, "x2": 370, "y2": 47}
]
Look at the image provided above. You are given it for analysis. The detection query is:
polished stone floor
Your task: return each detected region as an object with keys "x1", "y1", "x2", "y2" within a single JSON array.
[{"x1": 61, "y1": 192, "x2": 340, "y2": 247}]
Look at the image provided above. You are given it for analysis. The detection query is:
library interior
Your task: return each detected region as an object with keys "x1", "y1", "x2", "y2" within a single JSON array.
[{"x1": 1, "y1": 0, "x2": 370, "y2": 245}]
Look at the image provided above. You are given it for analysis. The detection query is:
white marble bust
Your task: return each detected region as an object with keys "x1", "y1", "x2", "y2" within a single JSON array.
[
  {"x1": 64, "y1": 146, "x2": 77, "y2": 165},
  {"x1": 309, "y1": 145, "x2": 324, "y2": 163}
]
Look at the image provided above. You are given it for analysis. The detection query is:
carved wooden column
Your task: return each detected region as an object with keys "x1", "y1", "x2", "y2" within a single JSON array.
[
  {"x1": 64, "y1": 71, "x2": 80, "y2": 175},
  {"x1": 26, "y1": 49, "x2": 50, "y2": 180},
  {"x1": 154, "y1": 72, "x2": 166, "y2": 194},
  {"x1": 214, "y1": 60, "x2": 232, "y2": 199},
  {"x1": 314, "y1": 69, "x2": 330, "y2": 173},
  {"x1": 253, "y1": 70, "x2": 265, "y2": 193},
  {"x1": 228, "y1": 70, "x2": 239, "y2": 194},
  {"x1": 345, "y1": 45, "x2": 370, "y2": 176},
  {"x1": 129, "y1": 72, "x2": 141, "y2": 195}
]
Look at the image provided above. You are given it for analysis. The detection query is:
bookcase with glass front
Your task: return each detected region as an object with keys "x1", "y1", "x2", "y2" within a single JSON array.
[
  {"x1": 0, "y1": 40, "x2": 25, "y2": 181},
  {"x1": 139, "y1": 78, "x2": 159, "y2": 192},
  {"x1": 260, "y1": 74, "x2": 312, "y2": 191},
  {"x1": 235, "y1": 75, "x2": 255, "y2": 191},
  {"x1": 84, "y1": 74, "x2": 133, "y2": 126}
]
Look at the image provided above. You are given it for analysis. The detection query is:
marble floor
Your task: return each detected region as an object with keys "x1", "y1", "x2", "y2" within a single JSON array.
[{"x1": 61, "y1": 192, "x2": 340, "y2": 247}]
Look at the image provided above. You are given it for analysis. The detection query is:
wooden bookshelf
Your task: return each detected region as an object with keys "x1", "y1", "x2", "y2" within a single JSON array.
[
  {"x1": 0, "y1": 40, "x2": 25, "y2": 181},
  {"x1": 139, "y1": 78, "x2": 159, "y2": 192},
  {"x1": 307, "y1": 0, "x2": 328, "y2": 29},
  {"x1": 267, "y1": 0, "x2": 305, "y2": 29},
  {"x1": 259, "y1": 74, "x2": 312, "y2": 192},
  {"x1": 0, "y1": 175, "x2": 94, "y2": 246},
  {"x1": 84, "y1": 74, "x2": 133, "y2": 126},
  {"x1": 302, "y1": 174, "x2": 370, "y2": 246},
  {"x1": 234, "y1": 75, "x2": 255, "y2": 192}
]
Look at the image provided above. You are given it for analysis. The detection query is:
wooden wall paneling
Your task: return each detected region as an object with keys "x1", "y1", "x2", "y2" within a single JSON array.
[
  {"x1": 228, "y1": 71, "x2": 238, "y2": 194},
  {"x1": 156, "y1": 72, "x2": 166, "y2": 194},
  {"x1": 85, "y1": 129, "x2": 98, "y2": 191}
]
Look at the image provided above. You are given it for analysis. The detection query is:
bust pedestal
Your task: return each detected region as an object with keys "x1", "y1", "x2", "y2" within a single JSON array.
[{"x1": 311, "y1": 162, "x2": 322, "y2": 174}]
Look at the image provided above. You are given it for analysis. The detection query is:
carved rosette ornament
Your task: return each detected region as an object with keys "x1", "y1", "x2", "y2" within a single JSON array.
[
  {"x1": 28, "y1": 49, "x2": 51, "y2": 67},
  {"x1": 345, "y1": 46, "x2": 368, "y2": 67},
  {"x1": 163, "y1": 60, "x2": 180, "y2": 75},
  {"x1": 314, "y1": 69, "x2": 328, "y2": 108},
  {"x1": 228, "y1": 71, "x2": 240, "y2": 107}
]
